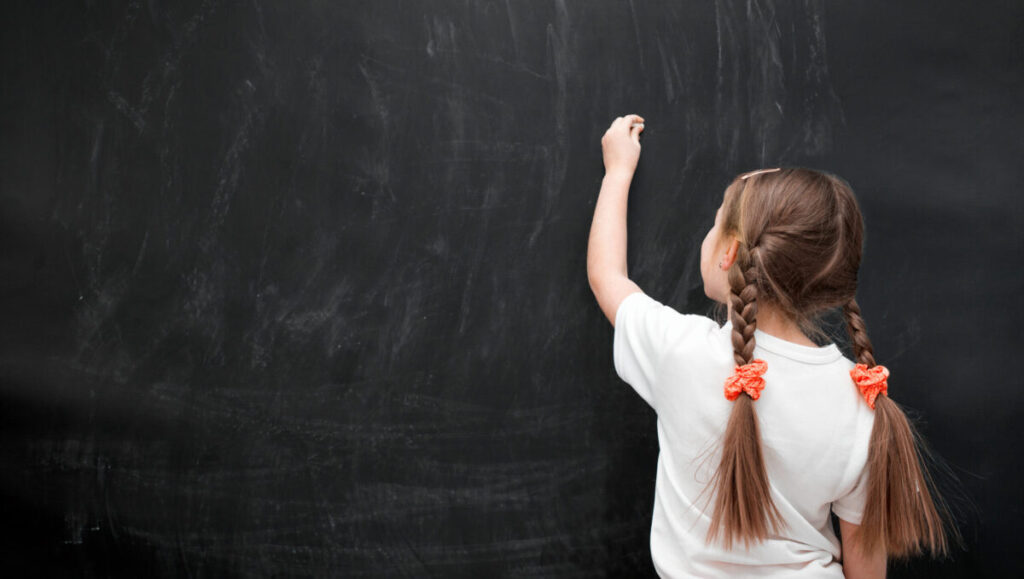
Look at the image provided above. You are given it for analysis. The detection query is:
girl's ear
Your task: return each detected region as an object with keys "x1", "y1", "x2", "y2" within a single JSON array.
[{"x1": 722, "y1": 237, "x2": 741, "y2": 270}]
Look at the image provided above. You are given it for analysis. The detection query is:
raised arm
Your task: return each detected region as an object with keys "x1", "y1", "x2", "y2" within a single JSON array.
[{"x1": 587, "y1": 115, "x2": 646, "y2": 326}]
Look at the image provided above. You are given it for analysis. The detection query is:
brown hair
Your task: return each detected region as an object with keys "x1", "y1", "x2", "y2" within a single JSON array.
[{"x1": 705, "y1": 167, "x2": 953, "y2": 557}]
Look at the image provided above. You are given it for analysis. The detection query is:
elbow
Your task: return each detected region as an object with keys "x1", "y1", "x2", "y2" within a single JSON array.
[
  {"x1": 587, "y1": 258, "x2": 620, "y2": 290},
  {"x1": 586, "y1": 259, "x2": 599, "y2": 290},
  {"x1": 588, "y1": 276, "x2": 602, "y2": 305},
  {"x1": 587, "y1": 266, "x2": 609, "y2": 298}
]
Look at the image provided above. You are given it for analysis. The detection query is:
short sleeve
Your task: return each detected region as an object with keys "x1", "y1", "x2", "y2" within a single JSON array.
[
  {"x1": 612, "y1": 291, "x2": 688, "y2": 410},
  {"x1": 832, "y1": 464, "x2": 869, "y2": 525}
]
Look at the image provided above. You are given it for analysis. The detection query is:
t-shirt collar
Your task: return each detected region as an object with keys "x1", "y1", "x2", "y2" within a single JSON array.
[{"x1": 723, "y1": 321, "x2": 842, "y2": 364}]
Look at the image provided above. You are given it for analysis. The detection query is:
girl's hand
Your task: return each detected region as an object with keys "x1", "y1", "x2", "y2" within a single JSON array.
[{"x1": 601, "y1": 114, "x2": 645, "y2": 178}]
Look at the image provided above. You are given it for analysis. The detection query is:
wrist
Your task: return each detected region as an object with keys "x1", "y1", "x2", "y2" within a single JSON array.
[{"x1": 603, "y1": 169, "x2": 635, "y2": 184}]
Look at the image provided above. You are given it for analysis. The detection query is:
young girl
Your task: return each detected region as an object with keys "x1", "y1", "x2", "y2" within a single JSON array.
[{"x1": 587, "y1": 115, "x2": 951, "y2": 578}]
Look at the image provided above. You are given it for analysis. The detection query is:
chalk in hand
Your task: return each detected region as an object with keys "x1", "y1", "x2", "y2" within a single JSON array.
[{"x1": 632, "y1": 122, "x2": 644, "y2": 130}]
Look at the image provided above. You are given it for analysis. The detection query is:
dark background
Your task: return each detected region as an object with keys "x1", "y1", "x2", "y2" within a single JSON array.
[{"x1": 2, "y1": 0, "x2": 1020, "y2": 576}]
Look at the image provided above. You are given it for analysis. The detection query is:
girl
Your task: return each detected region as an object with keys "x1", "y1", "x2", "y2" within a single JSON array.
[{"x1": 587, "y1": 115, "x2": 952, "y2": 578}]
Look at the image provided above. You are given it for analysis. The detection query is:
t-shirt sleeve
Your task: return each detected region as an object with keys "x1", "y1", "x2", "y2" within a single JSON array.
[
  {"x1": 613, "y1": 291, "x2": 711, "y2": 411},
  {"x1": 831, "y1": 404, "x2": 876, "y2": 525},
  {"x1": 832, "y1": 461, "x2": 869, "y2": 525}
]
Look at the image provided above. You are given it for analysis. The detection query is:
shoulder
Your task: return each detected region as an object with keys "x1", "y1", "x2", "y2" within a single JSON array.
[
  {"x1": 614, "y1": 291, "x2": 721, "y2": 348},
  {"x1": 828, "y1": 353, "x2": 877, "y2": 448},
  {"x1": 612, "y1": 291, "x2": 725, "y2": 409},
  {"x1": 616, "y1": 290, "x2": 718, "y2": 326}
]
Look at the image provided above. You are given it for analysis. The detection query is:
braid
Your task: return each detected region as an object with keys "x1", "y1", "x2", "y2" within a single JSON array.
[
  {"x1": 707, "y1": 243, "x2": 784, "y2": 549},
  {"x1": 727, "y1": 245, "x2": 758, "y2": 365},
  {"x1": 841, "y1": 298, "x2": 954, "y2": 557},
  {"x1": 843, "y1": 298, "x2": 876, "y2": 367}
]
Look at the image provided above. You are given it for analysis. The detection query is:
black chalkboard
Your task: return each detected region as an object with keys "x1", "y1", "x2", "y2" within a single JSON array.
[{"x1": 2, "y1": 0, "x2": 1020, "y2": 576}]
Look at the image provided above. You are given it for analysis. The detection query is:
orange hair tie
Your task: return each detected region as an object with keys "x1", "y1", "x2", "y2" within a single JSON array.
[
  {"x1": 724, "y1": 359, "x2": 768, "y2": 401},
  {"x1": 850, "y1": 363, "x2": 889, "y2": 410}
]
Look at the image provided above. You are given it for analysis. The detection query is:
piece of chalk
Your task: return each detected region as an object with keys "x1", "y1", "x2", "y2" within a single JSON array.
[{"x1": 632, "y1": 123, "x2": 644, "y2": 129}]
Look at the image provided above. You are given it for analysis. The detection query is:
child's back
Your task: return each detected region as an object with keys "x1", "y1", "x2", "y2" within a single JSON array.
[{"x1": 616, "y1": 292, "x2": 874, "y2": 576}]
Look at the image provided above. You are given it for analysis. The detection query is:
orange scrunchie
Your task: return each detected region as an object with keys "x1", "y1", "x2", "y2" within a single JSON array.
[
  {"x1": 724, "y1": 359, "x2": 768, "y2": 401},
  {"x1": 850, "y1": 363, "x2": 889, "y2": 409}
]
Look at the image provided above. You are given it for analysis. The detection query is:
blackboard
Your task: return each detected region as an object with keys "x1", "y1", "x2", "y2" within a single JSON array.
[{"x1": 3, "y1": 0, "x2": 1021, "y2": 576}]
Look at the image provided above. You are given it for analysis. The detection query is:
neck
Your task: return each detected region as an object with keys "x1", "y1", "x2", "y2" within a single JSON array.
[{"x1": 738, "y1": 302, "x2": 817, "y2": 347}]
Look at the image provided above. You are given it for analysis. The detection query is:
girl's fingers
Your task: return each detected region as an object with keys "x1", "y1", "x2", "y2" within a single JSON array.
[
  {"x1": 606, "y1": 117, "x2": 624, "y2": 135},
  {"x1": 630, "y1": 122, "x2": 644, "y2": 144},
  {"x1": 606, "y1": 114, "x2": 645, "y2": 144},
  {"x1": 624, "y1": 114, "x2": 645, "y2": 132}
]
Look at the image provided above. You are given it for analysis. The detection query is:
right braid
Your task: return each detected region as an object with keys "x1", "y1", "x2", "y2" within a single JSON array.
[
  {"x1": 843, "y1": 299, "x2": 876, "y2": 367},
  {"x1": 841, "y1": 298, "x2": 952, "y2": 558},
  {"x1": 727, "y1": 246, "x2": 759, "y2": 365},
  {"x1": 707, "y1": 244, "x2": 785, "y2": 549}
]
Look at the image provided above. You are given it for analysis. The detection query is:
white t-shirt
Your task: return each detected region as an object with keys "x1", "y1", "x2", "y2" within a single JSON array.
[{"x1": 613, "y1": 291, "x2": 875, "y2": 578}]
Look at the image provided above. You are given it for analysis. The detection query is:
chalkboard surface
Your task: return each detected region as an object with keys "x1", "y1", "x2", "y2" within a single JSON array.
[{"x1": 2, "y1": 1, "x2": 1021, "y2": 576}]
